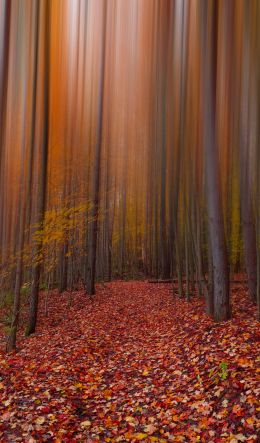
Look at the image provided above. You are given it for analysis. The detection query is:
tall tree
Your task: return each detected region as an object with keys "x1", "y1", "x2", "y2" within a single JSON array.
[
  {"x1": 5, "y1": 0, "x2": 36, "y2": 350},
  {"x1": 239, "y1": 5, "x2": 257, "y2": 302},
  {"x1": 200, "y1": 0, "x2": 230, "y2": 321},
  {"x1": 85, "y1": 0, "x2": 107, "y2": 295},
  {"x1": 0, "y1": 0, "x2": 11, "y2": 247},
  {"x1": 27, "y1": 0, "x2": 51, "y2": 335}
]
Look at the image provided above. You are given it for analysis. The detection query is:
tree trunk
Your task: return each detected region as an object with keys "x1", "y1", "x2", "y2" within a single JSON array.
[
  {"x1": 86, "y1": 1, "x2": 107, "y2": 296},
  {"x1": 239, "y1": 7, "x2": 257, "y2": 302},
  {"x1": 6, "y1": 193, "x2": 26, "y2": 351},
  {"x1": 27, "y1": 0, "x2": 51, "y2": 335},
  {"x1": 0, "y1": 0, "x2": 11, "y2": 248},
  {"x1": 200, "y1": 0, "x2": 230, "y2": 322}
]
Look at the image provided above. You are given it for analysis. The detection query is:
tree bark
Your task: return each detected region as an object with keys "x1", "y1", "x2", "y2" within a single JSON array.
[
  {"x1": 27, "y1": 0, "x2": 51, "y2": 335},
  {"x1": 200, "y1": 0, "x2": 230, "y2": 321},
  {"x1": 0, "y1": 0, "x2": 11, "y2": 248},
  {"x1": 239, "y1": 7, "x2": 257, "y2": 302},
  {"x1": 86, "y1": 0, "x2": 107, "y2": 296}
]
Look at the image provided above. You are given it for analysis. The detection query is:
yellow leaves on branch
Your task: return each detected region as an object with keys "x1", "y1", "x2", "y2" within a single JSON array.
[
  {"x1": 33, "y1": 202, "x2": 93, "y2": 246},
  {"x1": 25, "y1": 201, "x2": 98, "y2": 269}
]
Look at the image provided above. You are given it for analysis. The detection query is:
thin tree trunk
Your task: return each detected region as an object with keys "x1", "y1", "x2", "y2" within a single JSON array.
[
  {"x1": 0, "y1": 0, "x2": 11, "y2": 249},
  {"x1": 6, "y1": 193, "x2": 26, "y2": 351},
  {"x1": 86, "y1": 1, "x2": 107, "y2": 296},
  {"x1": 206, "y1": 241, "x2": 215, "y2": 317}
]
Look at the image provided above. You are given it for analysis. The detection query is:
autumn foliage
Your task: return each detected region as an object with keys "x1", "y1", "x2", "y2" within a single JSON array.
[
  {"x1": 0, "y1": 1, "x2": 260, "y2": 441},
  {"x1": 0, "y1": 282, "x2": 259, "y2": 442}
]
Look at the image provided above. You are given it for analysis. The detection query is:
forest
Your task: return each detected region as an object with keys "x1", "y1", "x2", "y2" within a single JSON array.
[{"x1": 0, "y1": 0, "x2": 259, "y2": 442}]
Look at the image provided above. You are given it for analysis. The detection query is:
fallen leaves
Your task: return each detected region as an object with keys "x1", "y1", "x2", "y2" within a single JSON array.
[
  {"x1": 35, "y1": 416, "x2": 45, "y2": 425},
  {"x1": 135, "y1": 432, "x2": 148, "y2": 440},
  {"x1": 144, "y1": 423, "x2": 157, "y2": 434},
  {"x1": 80, "y1": 420, "x2": 92, "y2": 428},
  {"x1": 0, "y1": 281, "x2": 259, "y2": 442}
]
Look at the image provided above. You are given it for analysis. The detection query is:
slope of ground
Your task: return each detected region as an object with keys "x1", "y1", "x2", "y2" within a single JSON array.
[{"x1": 0, "y1": 281, "x2": 259, "y2": 442}]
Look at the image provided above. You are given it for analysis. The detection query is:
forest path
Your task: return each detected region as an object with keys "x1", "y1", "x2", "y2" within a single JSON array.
[{"x1": 0, "y1": 281, "x2": 259, "y2": 442}]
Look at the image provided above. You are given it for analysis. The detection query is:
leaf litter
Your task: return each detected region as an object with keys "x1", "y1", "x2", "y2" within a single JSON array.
[{"x1": 0, "y1": 281, "x2": 259, "y2": 442}]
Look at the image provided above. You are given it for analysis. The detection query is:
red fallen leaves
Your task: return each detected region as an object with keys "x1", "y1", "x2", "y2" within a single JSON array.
[{"x1": 0, "y1": 280, "x2": 259, "y2": 442}]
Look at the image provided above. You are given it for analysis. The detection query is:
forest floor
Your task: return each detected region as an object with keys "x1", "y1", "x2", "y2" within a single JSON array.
[{"x1": 0, "y1": 281, "x2": 259, "y2": 443}]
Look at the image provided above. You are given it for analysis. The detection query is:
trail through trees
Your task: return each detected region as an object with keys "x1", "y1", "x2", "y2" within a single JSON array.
[{"x1": 0, "y1": 282, "x2": 258, "y2": 442}]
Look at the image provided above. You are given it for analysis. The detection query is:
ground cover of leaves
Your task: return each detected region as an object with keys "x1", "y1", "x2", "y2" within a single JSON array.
[{"x1": 0, "y1": 281, "x2": 259, "y2": 442}]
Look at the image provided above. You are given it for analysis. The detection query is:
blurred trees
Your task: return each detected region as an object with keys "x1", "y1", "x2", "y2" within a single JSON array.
[{"x1": 0, "y1": 0, "x2": 260, "y2": 348}]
